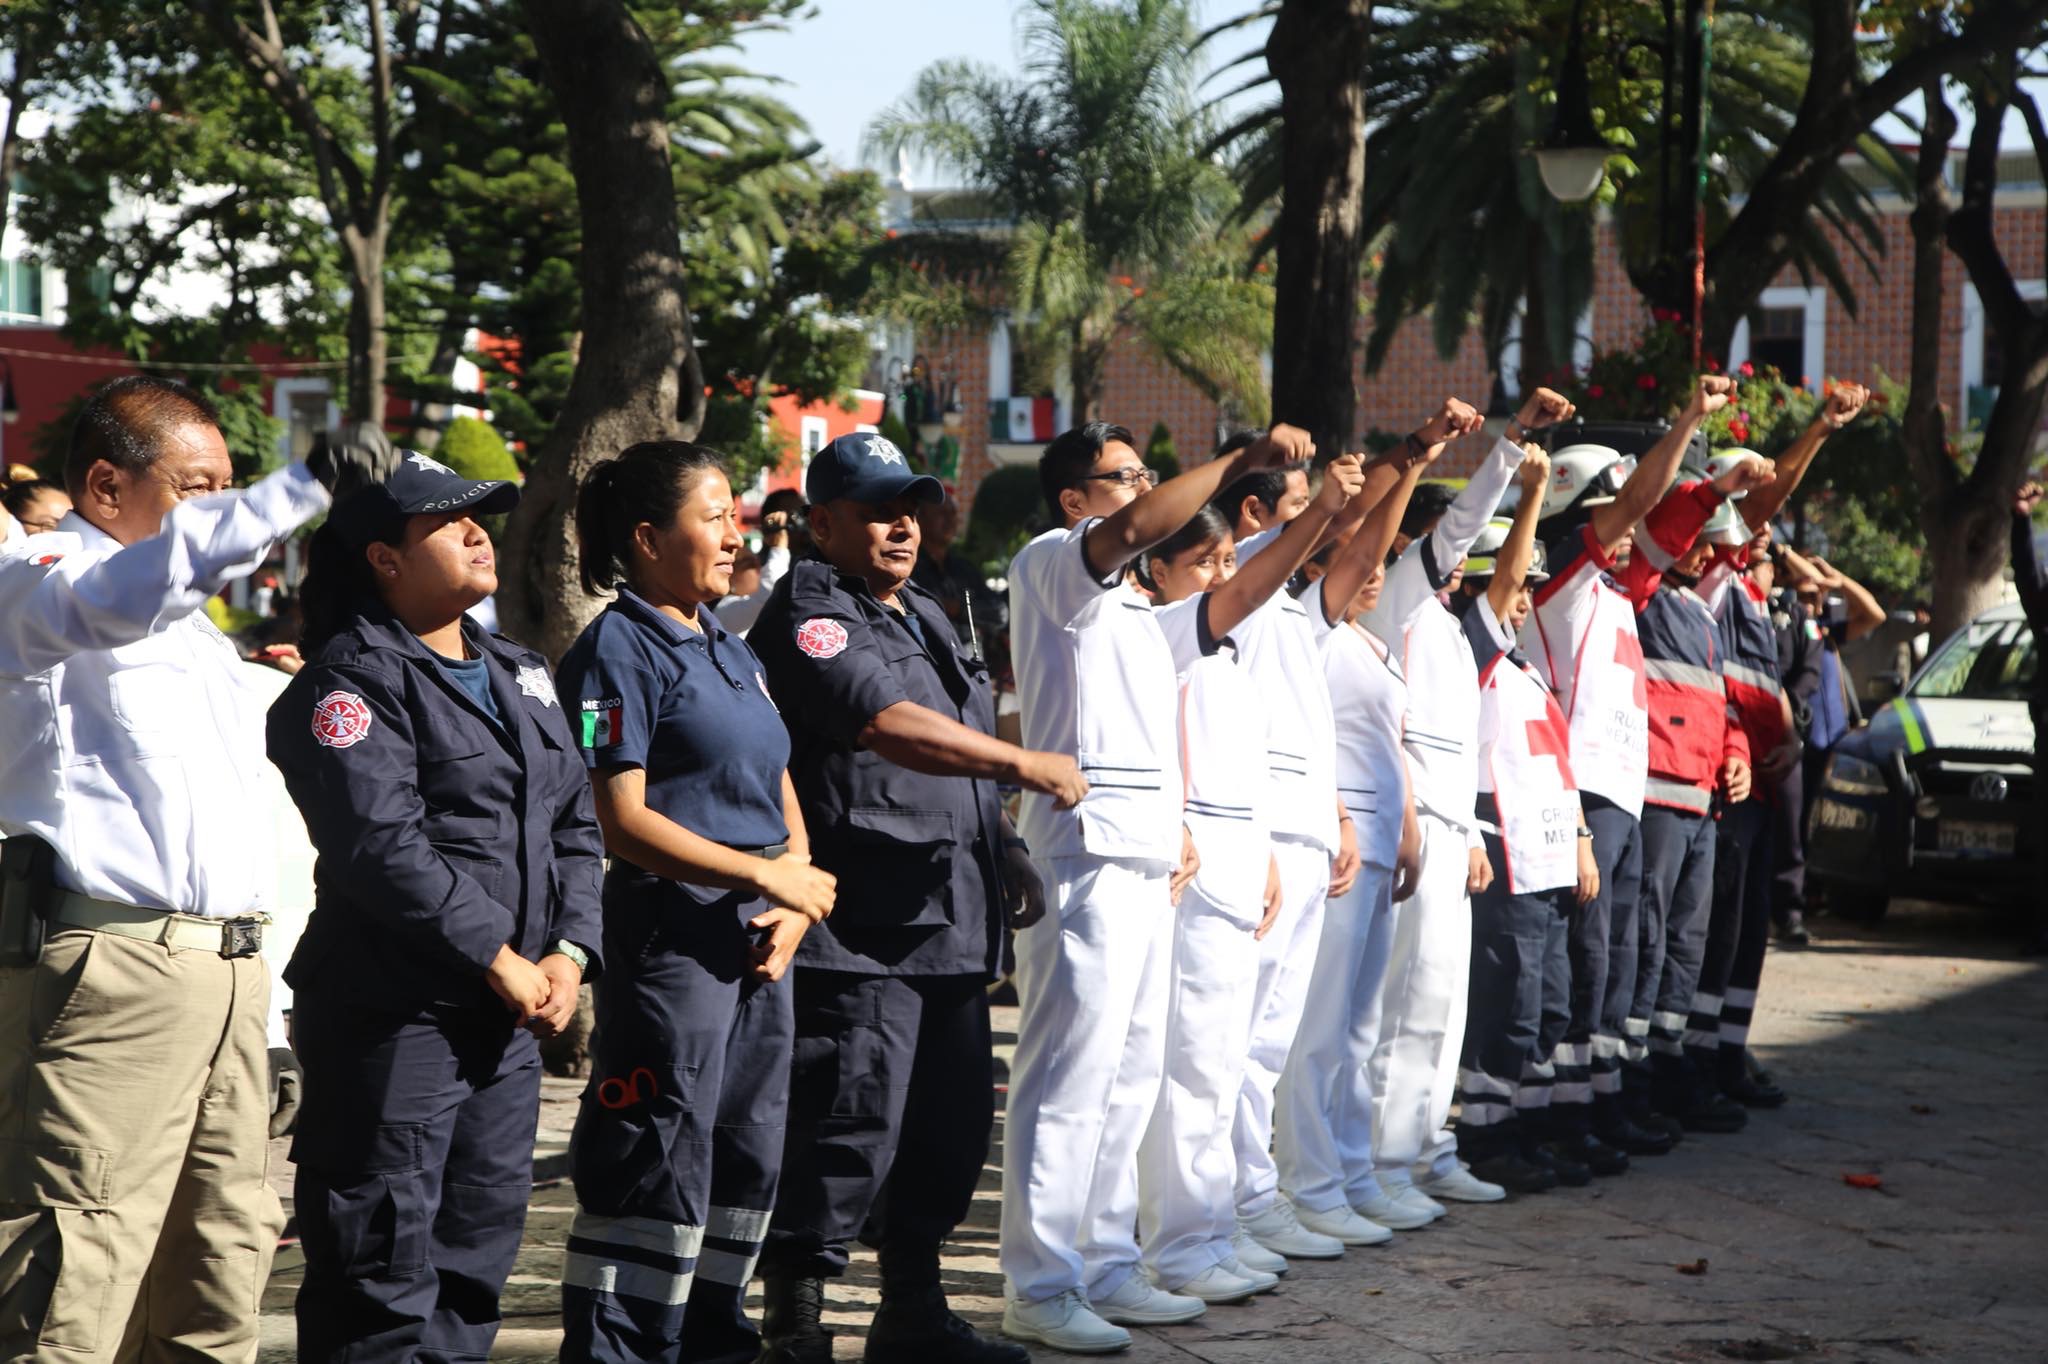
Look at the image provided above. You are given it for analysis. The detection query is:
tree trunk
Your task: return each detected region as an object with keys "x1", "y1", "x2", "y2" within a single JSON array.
[
  {"x1": 1264, "y1": 0, "x2": 1372, "y2": 456},
  {"x1": 1517, "y1": 236, "x2": 1559, "y2": 397},
  {"x1": 1903, "y1": 77, "x2": 1956, "y2": 621},
  {"x1": 496, "y1": 0, "x2": 697, "y2": 661},
  {"x1": 343, "y1": 239, "x2": 389, "y2": 426},
  {"x1": 0, "y1": 44, "x2": 35, "y2": 266},
  {"x1": 1069, "y1": 321, "x2": 1107, "y2": 425}
]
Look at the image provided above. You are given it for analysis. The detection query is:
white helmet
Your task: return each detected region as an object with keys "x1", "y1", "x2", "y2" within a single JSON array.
[
  {"x1": 1702, "y1": 499, "x2": 1750, "y2": 546},
  {"x1": 1695, "y1": 447, "x2": 1767, "y2": 500},
  {"x1": 1461, "y1": 517, "x2": 1551, "y2": 583},
  {"x1": 1542, "y1": 444, "x2": 1635, "y2": 520}
]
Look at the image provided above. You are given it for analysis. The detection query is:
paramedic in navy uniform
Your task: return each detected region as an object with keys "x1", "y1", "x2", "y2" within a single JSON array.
[
  {"x1": 555, "y1": 440, "x2": 837, "y2": 1364},
  {"x1": 749, "y1": 432, "x2": 1087, "y2": 1364},
  {"x1": 267, "y1": 451, "x2": 604, "y2": 1362}
]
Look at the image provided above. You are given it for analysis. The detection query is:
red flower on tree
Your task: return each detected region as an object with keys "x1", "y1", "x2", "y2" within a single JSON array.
[
  {"x1": 1636, "y1": 373, "x2": 1658, "y2": 390},
  {"x1": 1738, "y1": 360, "x2": 1755, "y2": 378},
  {"x1": 1587, "y1": 384, "x2": 1605, "y2": 399}
]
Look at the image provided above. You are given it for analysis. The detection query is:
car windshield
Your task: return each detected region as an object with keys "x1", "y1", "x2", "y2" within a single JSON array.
[{"x1": 1910, "y1": 617, "x2": 2037, "y2": 702}]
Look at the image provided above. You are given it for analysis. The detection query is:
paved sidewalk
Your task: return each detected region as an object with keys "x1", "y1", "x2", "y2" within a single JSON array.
[{"x1": 260, "y1": 898, "x2": 2048, "y2": 1361}]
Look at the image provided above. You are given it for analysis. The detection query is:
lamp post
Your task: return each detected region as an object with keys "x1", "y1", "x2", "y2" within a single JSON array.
[
  {"x1": 0, "y1": 357, "x2": 19, "y2": 472},
  {"x1": 1531, "y1": 0, "x2": 1608, "y2": 204}
]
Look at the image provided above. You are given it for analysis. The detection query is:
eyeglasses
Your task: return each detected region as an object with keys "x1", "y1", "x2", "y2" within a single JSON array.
[{"x1": 1079, "y1": 466, "x2": 1159, "y2": 490}]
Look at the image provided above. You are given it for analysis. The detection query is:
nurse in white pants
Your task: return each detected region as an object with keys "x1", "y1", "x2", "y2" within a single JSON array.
[
  {"x1": 1133, "y1": 467, "x2": 1365, "y2": 1303},
  {"x1": 1277, "y1": 559, "x2": 1430, "y2": 1233},
  {"x1": 1000, "y1": 420, "x2": 1312, "y2": 1357},
  {"x1": 1362, "y1": 387, "x2": 1580, "y2": 1206}
]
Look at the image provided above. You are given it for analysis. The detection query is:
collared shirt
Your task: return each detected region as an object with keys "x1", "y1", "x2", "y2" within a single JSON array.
[
  {"x1": 559, "y1": 588, "x2": 790, "y2": 861},
  {"x1": 1233, "y1": 527, "x2": 1340, "y2": 851},
  {"x1": 752, "y1": 558, "x2": 1006, "y2": 977},
  {"x1": 1007, "y1": 521, "x2": 1183, "y2": 866},
  {"x1": 1308, "y1": 588, "x2": 1408, "y2": 870},
  {"x1": 0, "y1": 464, "x2": 329, "y2": 917}
]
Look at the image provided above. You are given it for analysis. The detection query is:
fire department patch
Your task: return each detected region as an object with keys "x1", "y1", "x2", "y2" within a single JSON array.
[
  {"x1": 794, "y1": 617, "x2": 849, "y2": 660},
  {"x1": 311, "y1": 690, "x2": 374, "y2": 749}
]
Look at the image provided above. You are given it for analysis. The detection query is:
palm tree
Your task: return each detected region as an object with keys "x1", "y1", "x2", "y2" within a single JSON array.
[
  {"x1": 865, "y1": 0, "x2": 1271, "y2": 423},
  {"x1": 1211, "y1": 0, "x2": 1948, "y2": 390}
]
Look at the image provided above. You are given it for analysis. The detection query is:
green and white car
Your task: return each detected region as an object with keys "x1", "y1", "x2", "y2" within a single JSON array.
[{"x1": 1806, "y1": 602, "x2": 2036, "y2": 922}]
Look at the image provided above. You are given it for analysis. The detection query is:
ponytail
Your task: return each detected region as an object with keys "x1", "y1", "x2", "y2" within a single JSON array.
[
  {"x1": 575, "y1": 440, "x2": 728, "y2": 596},
  {"x1": 299, "y1": 495, "x2": 408, "y2": 654}
]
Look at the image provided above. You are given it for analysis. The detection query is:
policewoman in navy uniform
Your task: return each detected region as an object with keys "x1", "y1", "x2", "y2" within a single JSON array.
[
  {"x1": 555, "y1": 441, "x2": 837, "y2": 1364},
  {"x1": 749, "y1": 433, "x2": 1086, "y2": 1364},
  {"x1": 267, "y1": 452, "x2": 605, "y2": 1361}
]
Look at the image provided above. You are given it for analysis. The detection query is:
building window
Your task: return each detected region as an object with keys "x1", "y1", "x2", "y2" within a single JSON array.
[
  {"x1": 1746, "y1": 307, "x2": 1805, "y2": 379},
  {"x1": 1961, "y1": 281, "x2": 2047, "y2": 426},
  {"x1": 1728, "y1": 285, "x2": 1824, "y2": 390},
  {"x1": 274, "y1": 378, "x2": 338, "y2": 466},
  {"x1": 0, "y1": 259, "x2": 44, "y2": 320},
  {"x1": 799, "y1": 416, "x2": 828, "y2": 466}
]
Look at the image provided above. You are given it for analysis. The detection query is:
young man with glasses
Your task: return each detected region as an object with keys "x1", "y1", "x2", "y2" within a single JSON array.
[{"x1": 999, "y1": 420, "x2": 1308, "y2": 1355}]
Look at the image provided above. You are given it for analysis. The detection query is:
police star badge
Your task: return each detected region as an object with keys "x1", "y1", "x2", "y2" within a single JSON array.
[
  {"x1": 869, "y1": 436, "x2": 905, "y2": 466},
  {"x1": 517, "y1": 663, "x2": 558, "y2": 707},
  {"x1": 408, "y1": 451, "x2": 459, "y2": 477}
]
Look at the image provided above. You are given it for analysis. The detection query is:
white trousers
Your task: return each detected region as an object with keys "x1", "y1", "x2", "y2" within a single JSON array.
[
  {"x1": 1231, "y1": 835, "x2": 1331, "y2": 1217},
  {"x1": 1135, "y1": 889, "x2": 1260, "y2": 1286},
  {"x1": 1000, "y1": 854, "x2": 1174, "y2": 1304},
  {"x1": 1367, "y1": 814, "x2": 1473, "y2": 1183},
  {"x1": 1275, "y1": 861, "x2": 1397, "y2": 1212}
]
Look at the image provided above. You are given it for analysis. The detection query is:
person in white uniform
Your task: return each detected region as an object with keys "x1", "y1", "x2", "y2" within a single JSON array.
[
  {"x1": 1134, "y1": 455, "x2": 1364, "y2": 1305},
  {"x1": 1274, "y1": 424, "x2": 1457, "y2": 1237},
  {"x1": 1000, "y1": 420, "x2": 1311, "y2": 1356},
  {"x1": 1361, "y1": 386, "x2": 1577, "y2": 1210},
  {"x1": 0, "y1": 380, "x2": 376, "y2": 1363}
]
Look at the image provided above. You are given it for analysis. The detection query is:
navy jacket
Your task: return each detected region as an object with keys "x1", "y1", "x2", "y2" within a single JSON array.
[
  {"x1": 267, "y1": 606, "x2": 605, "y2": 1009},
  {"x1": 750, "y1": 558, "x2": 1005, "y2": 977}
]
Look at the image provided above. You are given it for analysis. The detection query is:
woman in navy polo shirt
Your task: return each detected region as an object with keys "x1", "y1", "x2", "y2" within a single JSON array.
[{"x1": 556, "y1": 440, "x2": 837, "y2": 1364}]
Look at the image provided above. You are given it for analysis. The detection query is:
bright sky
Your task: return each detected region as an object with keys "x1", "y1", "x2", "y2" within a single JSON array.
[
  {"x1": 730, "y1": 0, "x2": 1270, "y2": 178},
  {"x1": 731, "y1": 2, "x2": 2033, "y2": 185}
]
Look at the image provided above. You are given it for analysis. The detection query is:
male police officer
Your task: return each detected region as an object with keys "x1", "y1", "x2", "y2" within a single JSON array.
[
  {"x1": 750, "y1": 433, "x2": 1087, "y2": 1364},
  {"x1": 0, "y1": 378, "x2": 381, "y2": 1362}
]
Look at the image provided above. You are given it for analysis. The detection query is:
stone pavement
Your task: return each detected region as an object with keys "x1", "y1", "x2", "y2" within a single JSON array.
[{"x1": 259, "y1": 897, "x2": 2048, "y2": 1361}]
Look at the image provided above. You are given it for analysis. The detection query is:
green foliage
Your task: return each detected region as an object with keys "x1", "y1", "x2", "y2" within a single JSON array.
[
  {"x1": 1212, "y1": 0, "x2": 1900, "y2": 381},
  {"x1": 435, "y1": 416, "x2": 519, "y2": 483},
  {"x1": 961, "y1": 464, "x2": 1043, "y2": 577},
  {"x1": 1144, "y1": 422, "x2": 1180, "y2": 481},
  {"x1": 866, "y1": 0, "x2": 1272, "y2": 419}
]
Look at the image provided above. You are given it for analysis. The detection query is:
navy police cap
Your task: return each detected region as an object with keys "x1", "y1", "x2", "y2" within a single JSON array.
[
  {"x1": 803, "y1": 432, "x2": 942, "y2": 507},
  {"x1": 329, "y1": 449, "x2": 521, "y2": 549}
]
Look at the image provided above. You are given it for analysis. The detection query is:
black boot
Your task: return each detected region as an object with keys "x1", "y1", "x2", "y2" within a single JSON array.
[
  {"x1": 1548, "y1": 1130, "x2": 1630, "y2": 1177},
  {"x1": 1593, "y1": 1091, "x2": 1675, "y2": 1155},
  {"x1": 1718, "y1": 1046, "x2": 1786, "y2": 1108},
  {"x1": 758, "y1": 1277, "x2": 832, "y2": 1364},
  {"x1": 863, "y1": 1242, "x2": 1026, "y2": 1364}
]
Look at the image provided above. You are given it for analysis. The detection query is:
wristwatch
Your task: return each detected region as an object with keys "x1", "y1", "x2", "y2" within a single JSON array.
[{"x1": 547, "y1": 939, "x2": 591, "y2": 972}]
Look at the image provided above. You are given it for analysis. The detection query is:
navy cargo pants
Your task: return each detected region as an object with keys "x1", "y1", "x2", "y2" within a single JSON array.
[
  {"x1": 758, "y1": 971, "x2": 994, "y2": 1279},
  {"x1": 292, "y1": 981, "x2": 542, "y2": 1363},
  {"x1": 561, "y1": 881, "x2": 794, "y2": 1364}
]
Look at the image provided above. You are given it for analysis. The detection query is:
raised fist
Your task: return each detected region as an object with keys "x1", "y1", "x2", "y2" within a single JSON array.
[
  {"x1": 1418, "y1": 397, "x2": 1485, "y2": 446},
  {"x1": 1515, "y1": 387, "x2": 1575, "y2": 431},
  {"x1": 1713, "y1": 453, "x2": 1776, "y2": 497},
  {"x1": 307, "y1": 422, "x2": 399, "y2": 499},
  {"x1": 2015, "y1": 481, "x2": 2043, "y2": 518},
  {"x1": 1317, "y1": 452, "x2": 1367, "y2": 510},
  {"x1": 1245, "y1": 423, "x2": 1316, "y2": 470},
  {"x1": 1823, "y1": 381, "x2": 1869, "y2": 429},
  {"x1": 1690, "y1": 374, "x2": 1738, "y2": 417},
  {"x1": 1517, "y1": 443, "x2": 1551, "y2": 491}
]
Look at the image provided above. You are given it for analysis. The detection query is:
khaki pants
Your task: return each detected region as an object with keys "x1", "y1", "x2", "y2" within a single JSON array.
[{"x1": 0, "y1": 927, "x2": 284, "y2": 1362}]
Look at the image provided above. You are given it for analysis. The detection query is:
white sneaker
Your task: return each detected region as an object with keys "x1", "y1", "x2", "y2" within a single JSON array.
[
  {"x1": 1218, "y1": 1255, "x2": 1281, "y2": 1293},
  {"x1": 1417, "y1": 1165, "x2": 1508, "y2": 1203},
  {"x1": 1002, "y1": 1288, "x2": 1133, "y2": 1354},
  {"x1": 1091, "y1": 1272, "x2": 1207, "y2": 1326},
  {"x1": 1240, "y1": 1200, "x2": 1346, "y2": 1260},
  {"x1": 1230, "y1": 1226, "x2": 1290, "y2": 1276},
  {"x1": 1348, "y1": 1187, "x2": 1433, "y2": 1231},
  {"x1": 1397, "y1": 1186, "x2": 1448, "y2": 1221},
  {"x1": 1294, "y1": 1199, "x2": 1398, "y2": 1244},
  {"x1": 1167, "y1": 1263, "x2": 1270, "y2": 1304}
]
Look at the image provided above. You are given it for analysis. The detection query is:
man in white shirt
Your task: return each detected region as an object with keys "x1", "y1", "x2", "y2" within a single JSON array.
[
  {"x1": 0, "y1": 380, "x2": 371, "y2": 1363},
  {"x1": 1000, "y1": 420, "x2": 1308, "y2": 1356},
  {"x1": 1361, "y1": 387, "x2": 1575, "y2": 1212}
]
